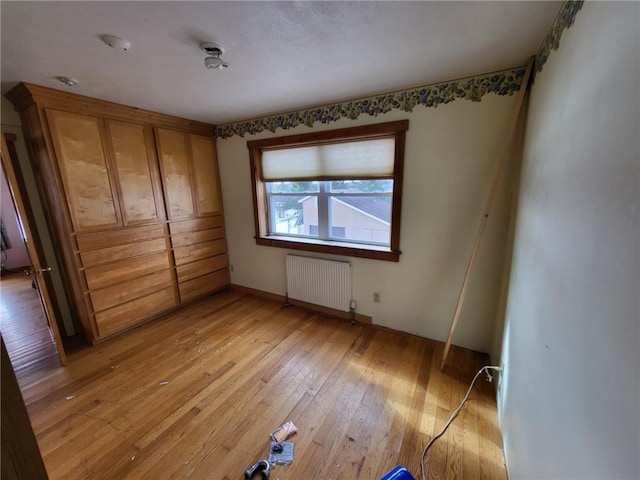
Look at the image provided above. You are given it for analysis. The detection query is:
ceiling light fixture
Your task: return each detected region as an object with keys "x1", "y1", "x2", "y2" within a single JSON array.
[
  {"x1": 200, "y1": 42, "x2": 229, "y2": 70},
  {"x1": 57, "y1": 76, "x2": 79, "y2": 87},
  {"x1": 101, "y1": 35, "x2": 131, "y2": 52}
]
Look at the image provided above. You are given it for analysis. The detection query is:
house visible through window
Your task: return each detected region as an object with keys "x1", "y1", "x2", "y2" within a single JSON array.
[{"x1": 247, "y1": 120, "x2": 408, "y2": 261}]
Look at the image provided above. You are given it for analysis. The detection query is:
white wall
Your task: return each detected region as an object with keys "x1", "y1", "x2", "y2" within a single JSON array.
[
  {"x1": 217, "y1": 93, "x2": 518, "y2": 353},
  {"x1": 1, "y1": 166, "x2": 30, "y2": 269},
  {"x1": 497, "y1": 2, "x2": 639, "y2": 478},
  {"x1": 1, "y1": 98, "x2": 30, "y2": 269}
]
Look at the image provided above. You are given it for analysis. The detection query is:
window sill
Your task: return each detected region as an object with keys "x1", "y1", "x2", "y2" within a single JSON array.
[{"x1": 256, "y1": 235, "x2": 400, "y2": 262}]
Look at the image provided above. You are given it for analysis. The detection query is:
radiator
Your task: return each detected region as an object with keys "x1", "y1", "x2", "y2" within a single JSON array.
[{"x1": 286, "y1": 255, "x2": 352, "y2": 312}]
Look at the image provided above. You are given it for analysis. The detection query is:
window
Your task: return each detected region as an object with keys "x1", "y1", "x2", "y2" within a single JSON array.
[{"x1": 248, "y1": 120, "x2": 408, "y2": 261}]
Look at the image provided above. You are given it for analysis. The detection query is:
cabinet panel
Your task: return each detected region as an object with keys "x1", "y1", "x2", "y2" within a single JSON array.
[
  {"x1": 156, "y1": 129, "x2": 194, "y2": 218},
  {"x1": 95, "y1": 287, "x2": 176, "y2": 337},
  {"x1": 90, "y1": 269, "x2": 173, "y2": 313},
  {"x1": 179, "y1": 269, "x2": 230, "y2": 303},
  {"x1": 85, "y1": 251, "x2": 170, "y2": 290},
  {"x1": 46, "y1": 109, "x2": 119, "y2": 231},
  {"x1": 106, "y1": 121, "x2": 161, "y2": 224},
  {"x1": 190, "y1": 134, "x2": 221, "y2": 215}
]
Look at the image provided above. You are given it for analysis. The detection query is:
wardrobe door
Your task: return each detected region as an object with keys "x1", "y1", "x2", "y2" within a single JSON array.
[
  {"x1": 46, "y1": 109, "x2": 120, "y2": 231},
  {"x1": 189, "y1": 134, "x2": 222, "y2": 216},
  {"x1": 105, "y1": 120, "x2": 165, "y2": 225},
  {"x1": 155, "y1": 128, "x2": 195, "y2": 219}
]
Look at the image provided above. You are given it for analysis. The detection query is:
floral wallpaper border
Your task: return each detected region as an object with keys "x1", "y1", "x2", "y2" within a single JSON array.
[
  {"x1": 215, "y1": 0, "x2": 584, "y2": 140},
  {"x1": 215, "y1": 67, "x2": 526, "y2": 139},
  {"x1": 534, "y1": 0, "x2": 584, "y2": 76}
]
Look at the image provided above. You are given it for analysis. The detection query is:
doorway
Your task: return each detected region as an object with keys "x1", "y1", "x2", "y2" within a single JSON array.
[
  {"x1": 1, "y1": 129, "x2": 69, "y2": 369},
  {"x1": 0, "y1": 164, "x2": 61, "y2": 380}
]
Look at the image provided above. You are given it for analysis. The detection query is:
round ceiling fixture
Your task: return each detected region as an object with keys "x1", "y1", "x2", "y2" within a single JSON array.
[
  {"x1": 101, "y1": 35, "x2": 131, "y2": 52},
  {"x1": 199, "y1": 42, "x2": 224, "y2": 56},
  {"x1": 204, "y1": 57, "x2": 229, "y2": 70},
  {"x1": 57, "y1": 76, "x2": 79, "y2": 87},
  {"x1": 199, "y1": 42, "x2": 229, "y2": 70}
]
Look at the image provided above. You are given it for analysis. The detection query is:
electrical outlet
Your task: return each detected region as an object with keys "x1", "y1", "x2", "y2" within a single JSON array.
[{"x1": 373, "y1": 292, "x2": 380, "y2": 303}]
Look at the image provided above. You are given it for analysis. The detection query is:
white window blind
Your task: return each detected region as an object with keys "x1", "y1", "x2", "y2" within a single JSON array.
[{"x1": 261, "y1": 137, "x2": 395, "y2": 181}]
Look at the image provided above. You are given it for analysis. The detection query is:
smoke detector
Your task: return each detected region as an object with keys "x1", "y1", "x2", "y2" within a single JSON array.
[
  {"x1": 101, "y1": 35, "x2": 131, "y2": 52},
  {"x1": 57, "y1": 76, "x2": 79, "y2": 87},
  {"x1": 199, "y1": 42, "x2": 229, "y2": 70}
]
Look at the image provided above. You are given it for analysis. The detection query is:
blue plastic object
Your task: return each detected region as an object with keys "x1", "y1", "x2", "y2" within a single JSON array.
[{"x1": 380, "y1": 465, "x2": 416, "y2": 480}]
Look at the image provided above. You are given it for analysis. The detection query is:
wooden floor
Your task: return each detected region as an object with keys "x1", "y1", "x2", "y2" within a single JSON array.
[
  {"x1": 6, "y1": 285, "x2": 507, "y2": 480},
  {"x1": 0, "y1": 271, "x2": 62, "y2": 384}
]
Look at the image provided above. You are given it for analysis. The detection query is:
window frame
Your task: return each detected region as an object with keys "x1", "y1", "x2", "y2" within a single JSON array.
[{"x1": 247, "y1": 120, "x2": 408, "y2": 262}]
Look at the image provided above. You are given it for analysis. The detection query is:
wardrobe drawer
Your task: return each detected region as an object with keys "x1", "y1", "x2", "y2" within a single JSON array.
[
  {"x1": 171, "y1": 227, "x2": 224, "y2": 248},
  {"x1": 89, "y1": 269, "x2": 173, "y2": 312},
  {"x1": 179, "y1": 269, "x2": 229, "y2": 303},
  {"x1": 95, "y1": 287, "x2": 176, "y2": 337},
  {"x1": 84, "y1": 251, "x2": 170, "y2": 290},
  {"x1": 80, "y1": 237, "x2": 167, "y2": 268},
  {"x1": 76, "y1": 224, "x2": 165, "y2": 251},
  {"x1": 176, "y1": 254, "x2": 228, "y2": 283},
  {"x1": 169, "y1": 216, "x2": 223, "y2": 234},
  {"x1": 173, "y1": 239, "x2": 226, "y2": 266}
]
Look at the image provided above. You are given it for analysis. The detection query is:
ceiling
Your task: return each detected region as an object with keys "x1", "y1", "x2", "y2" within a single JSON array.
[{"x1": 1, "y1": 1, "x2": 561, "y2": 126}]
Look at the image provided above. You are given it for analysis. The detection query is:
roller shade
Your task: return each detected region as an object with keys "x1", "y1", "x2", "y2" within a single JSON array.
[{"x1": 262, "y1": 137, "x2": 395, "y2": 181}]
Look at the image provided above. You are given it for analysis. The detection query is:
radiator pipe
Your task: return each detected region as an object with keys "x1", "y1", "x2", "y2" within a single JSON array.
[{"x1": 349, "y1": 300, "x2": 356, "y2": 325}]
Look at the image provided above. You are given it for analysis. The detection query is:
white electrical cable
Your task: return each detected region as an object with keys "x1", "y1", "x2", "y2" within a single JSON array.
[{"x1": 420, "y1": 365, "x2": 503, "y2": 480}]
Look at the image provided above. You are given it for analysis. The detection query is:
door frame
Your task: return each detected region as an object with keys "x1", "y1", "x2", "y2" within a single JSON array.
[{"x1": 1, "y1": 132, "x2": 67, "y2": 365}]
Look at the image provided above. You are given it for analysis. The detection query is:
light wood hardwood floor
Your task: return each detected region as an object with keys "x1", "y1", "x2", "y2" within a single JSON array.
[
  {"x1": 0, "y1": 272, "x2": 62, "y2": 384},
  {"x1": 7, "y1": 287, "x2": 507, "y2": 480}
]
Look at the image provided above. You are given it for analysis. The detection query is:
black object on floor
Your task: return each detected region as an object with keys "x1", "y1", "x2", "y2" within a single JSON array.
[{"x1": 244, "y1": 459, "x2": 270, "y2": 480}]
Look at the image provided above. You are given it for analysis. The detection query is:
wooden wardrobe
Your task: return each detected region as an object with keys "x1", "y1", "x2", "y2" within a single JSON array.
[{"x1": 6, "y1": 83, "x2": 229, "y2": 343}]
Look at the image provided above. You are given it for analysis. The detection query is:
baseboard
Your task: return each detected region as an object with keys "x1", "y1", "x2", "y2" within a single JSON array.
[
  {"x1": 0, "y1": 266, "x2": 29, "y2": 276},
  {"x1": 229, "y1": 283, "x2": 372, "y2": 325}
]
